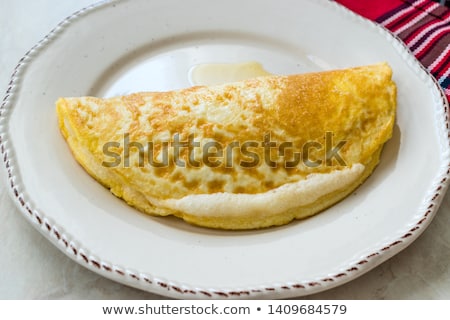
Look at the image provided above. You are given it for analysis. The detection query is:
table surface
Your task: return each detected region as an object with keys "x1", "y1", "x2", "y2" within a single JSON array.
[{"x1": 1, "y1": 0, "x2": 450, "y2": 300}]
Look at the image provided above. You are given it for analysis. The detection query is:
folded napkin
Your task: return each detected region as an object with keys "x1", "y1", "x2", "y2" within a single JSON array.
[{"x1": 336, "y1": 0, "x2": 450, "y2": 100}]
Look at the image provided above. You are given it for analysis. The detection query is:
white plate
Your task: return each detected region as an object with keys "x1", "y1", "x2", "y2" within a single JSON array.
[{"x1": 1, "y1": 0, "x2": 449, "y2": 299}]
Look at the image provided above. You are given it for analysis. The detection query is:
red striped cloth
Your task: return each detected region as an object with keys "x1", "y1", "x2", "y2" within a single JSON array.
[{"x1": 335, "y1": 0, "x2": 450, "y2": 100}]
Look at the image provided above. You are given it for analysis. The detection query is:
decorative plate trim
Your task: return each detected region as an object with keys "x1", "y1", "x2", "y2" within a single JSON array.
[{"x1": 1, "y1": 0, "x2": 450, "y2": 299}]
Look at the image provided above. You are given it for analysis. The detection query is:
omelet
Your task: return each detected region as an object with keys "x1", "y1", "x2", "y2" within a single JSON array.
[{"x1": 56, "y1": 62, "x2": 396, "y2": 230}]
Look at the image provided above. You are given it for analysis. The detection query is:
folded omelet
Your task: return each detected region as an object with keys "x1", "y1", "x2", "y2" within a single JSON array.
[{"x1": 57, "y1": 62, "x2": 396, "y2": 229}]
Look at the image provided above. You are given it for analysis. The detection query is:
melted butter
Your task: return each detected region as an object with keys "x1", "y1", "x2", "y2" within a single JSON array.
[{"x1": 189, "y1": 61, "x2": 273, "y2": 86}]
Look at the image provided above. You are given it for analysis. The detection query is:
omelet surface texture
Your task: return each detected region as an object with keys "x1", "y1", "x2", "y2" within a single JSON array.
[{"x1": 57, "y1": 63, "x2": 396, "y2": 229}]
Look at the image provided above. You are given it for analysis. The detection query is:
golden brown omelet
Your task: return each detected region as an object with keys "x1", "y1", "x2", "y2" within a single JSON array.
[{"x1": 56, "y1": 62, "x2": 396, "y2": 229}]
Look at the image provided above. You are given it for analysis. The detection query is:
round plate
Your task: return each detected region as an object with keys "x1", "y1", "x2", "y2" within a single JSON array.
[{"x1": 1, "y1": 0, "x2": 449, "y2": 299}]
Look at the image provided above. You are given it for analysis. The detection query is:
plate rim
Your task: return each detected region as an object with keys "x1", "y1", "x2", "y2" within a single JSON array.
[{"x1": 1, "y1": 0, "x2": 450, "y2": 299}]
